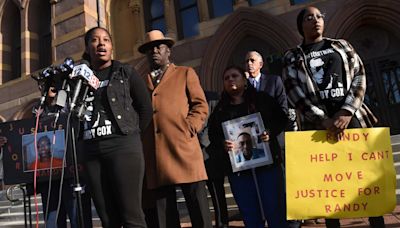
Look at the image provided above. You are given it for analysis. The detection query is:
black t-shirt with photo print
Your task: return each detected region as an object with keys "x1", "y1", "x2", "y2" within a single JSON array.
[
  {"x1": 302, "y1": 39, "x2": 347, "y2": 116},
  {"x1": 82, "y1": 65, "x2": 120, "y2": 140}
]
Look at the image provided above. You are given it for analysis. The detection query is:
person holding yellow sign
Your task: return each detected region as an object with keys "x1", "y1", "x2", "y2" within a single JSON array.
[{"x1": 282, "y1": 6, "x2": 384, "y2": 228}]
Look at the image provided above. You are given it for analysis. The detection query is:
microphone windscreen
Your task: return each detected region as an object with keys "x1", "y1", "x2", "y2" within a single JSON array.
[{"x1": 55, "y1": 90, "x2": 67, "y2": 108}]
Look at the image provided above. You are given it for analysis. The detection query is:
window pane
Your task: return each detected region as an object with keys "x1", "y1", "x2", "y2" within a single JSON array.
[
  {"x1": 151, "y1": 0, "x2": 164, "y2": 18},
  {"x1": 211, "y1": 0, "x2": 233, "y2": 18},
  {"x1": 152, "y1": 19, "x2": 167, "y2": 34},
  {"x1": 249, "y1": 0, "x2": 268, "y2": 6},
  {"x1": 391, "y1": 69, "x2": 400, "y2": 104},
  {"x1": 181, "y1": 7, "x2": 199, "y2": 38},
  {"x1": 364, "y1": 64, "x2": 379, "y2": 108},
  {"x1": 291, "y1": 0, "x2": 310, "y2": 5},
  {"x1": 179, "y1": 0, "x2": 196, "y2": 8}
]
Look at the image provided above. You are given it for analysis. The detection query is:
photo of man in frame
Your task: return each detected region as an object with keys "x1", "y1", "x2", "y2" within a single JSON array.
[
  {"x1": 222, "y1": 113, "x2": 273, "y2": 172},
  {"x1": 235, "y1": 131, "x2": 265, "y2": 163}
]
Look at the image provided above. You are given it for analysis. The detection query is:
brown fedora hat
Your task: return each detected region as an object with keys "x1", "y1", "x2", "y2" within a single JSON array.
[{"x1": 138, "y1": 30, "x2": 175, "y2": 54}]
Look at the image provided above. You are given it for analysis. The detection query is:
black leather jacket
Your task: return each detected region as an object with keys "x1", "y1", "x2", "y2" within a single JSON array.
[{"x1": 105, "y1": 60, "x2": 153, "y2": 135}]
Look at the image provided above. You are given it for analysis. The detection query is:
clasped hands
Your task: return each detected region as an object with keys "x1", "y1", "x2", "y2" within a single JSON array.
[{"x1": 321, "y1": 109, "x2": 353, "y2": 135}]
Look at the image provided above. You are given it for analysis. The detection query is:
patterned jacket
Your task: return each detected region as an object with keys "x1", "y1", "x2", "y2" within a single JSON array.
[{"x1": 282, "y1": 37, "x2": 377, "y2": 130}]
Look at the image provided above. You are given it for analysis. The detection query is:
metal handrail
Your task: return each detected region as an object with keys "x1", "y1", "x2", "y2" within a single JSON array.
[
  {"x1": 5, "y1": 184, "x2": 32, "y2": 228},
  {"x1": 6, "y1": 185, "x2": 21, "y2": 203}
]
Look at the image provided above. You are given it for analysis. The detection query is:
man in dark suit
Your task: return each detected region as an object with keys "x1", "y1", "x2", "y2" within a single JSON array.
[
  {"x1": 245, "y1": 51, "x2": 288, "y2": 114},
  {"x1": 245, "y1": 50, "x2": 289, "y2": 150},
  {"x1": 245, "y1": 50, "x2": 301, "y2": 228}
]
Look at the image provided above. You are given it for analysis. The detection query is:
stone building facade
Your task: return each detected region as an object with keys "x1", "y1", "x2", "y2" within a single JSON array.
[{"x1": 0, "y1": 0, "x2": 400, "y2": 133}]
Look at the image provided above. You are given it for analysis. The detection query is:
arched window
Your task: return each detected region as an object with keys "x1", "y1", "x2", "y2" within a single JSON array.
[
  {"x1": 208, "y1": 0, "x2": 233, "y2": 18},
  {"x1": 28, "y1": 0, "x2": 52, "y2": 70},
  {"x1": 144, "y1": 0, "x2": 166, "y2": 33},
  {"x1": 175, "y1": 0, "x2": 199, "y2": 39},
  {"x1": 1, "y1": 1, "x2": 21, "y2": 83}
]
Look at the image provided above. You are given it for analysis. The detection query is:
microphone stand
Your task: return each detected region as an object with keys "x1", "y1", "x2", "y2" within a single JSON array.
[
  {"x1": 69, "y1": 120, "x2": 85, "y2": 228},
  {"x1": 63, "y1": 84, "x2": 86, "y2": 228}
]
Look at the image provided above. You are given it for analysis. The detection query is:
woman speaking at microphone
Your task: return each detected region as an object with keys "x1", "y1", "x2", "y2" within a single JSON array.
[{"x1": 80, "y1": 27, "x2": 153, "y2": 227}]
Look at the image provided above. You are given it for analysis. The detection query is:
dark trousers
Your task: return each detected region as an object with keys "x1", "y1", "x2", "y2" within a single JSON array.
[
  {"x1": 155, "y1": 181, "x2": 212, "y2": 228},
  {"x1": 206, "y1": 178, "x2": 228, "y2": 227},
  {"x1": 84, "y1": 136, "x2": 146, "y2": 228},
  {"x1": 326, "y1": 216, "x2": 385, "y2": 228},
  {"x1": 228, "y1": 165, "x2": 288, "y2": 228}
]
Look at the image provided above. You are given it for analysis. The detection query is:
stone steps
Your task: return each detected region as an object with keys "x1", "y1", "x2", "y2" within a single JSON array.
[
  {"x1": 0, "y1": 134, "x2": 398, "y2": 227},
  {"x1": 0, "y1": 180, "x2": 237, "y2": 227}
]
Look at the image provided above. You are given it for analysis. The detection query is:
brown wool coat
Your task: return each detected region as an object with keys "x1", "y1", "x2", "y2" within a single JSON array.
[{"x1": 142, "y1": 64, "x2": 209, "y2": 189}]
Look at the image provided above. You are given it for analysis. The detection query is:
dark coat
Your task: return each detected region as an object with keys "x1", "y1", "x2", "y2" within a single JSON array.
[
  {"x1": 259, "y1": 73, "x2": 288, "y2": 115},
  {"x1": 207, "y1": 91, "x2": 288, "y2": 178}
]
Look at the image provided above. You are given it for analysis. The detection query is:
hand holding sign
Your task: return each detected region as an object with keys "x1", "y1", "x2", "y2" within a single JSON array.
[{"x1": 286, "y1": 128, "x2": 395, "y2": 219}]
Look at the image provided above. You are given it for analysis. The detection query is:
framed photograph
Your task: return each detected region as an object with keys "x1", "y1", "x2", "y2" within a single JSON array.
[{"x1": 222, "y1": 112, "x2": 273, "y2": 172}]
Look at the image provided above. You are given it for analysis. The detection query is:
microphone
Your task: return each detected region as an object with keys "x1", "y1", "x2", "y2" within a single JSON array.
[
  {"x1": 70, "y1": 60, "x2": 100, "y2": 89},
  {"x1": 69, "y1": 60, "x2": 100, "y2": 111},
  {"x1": 33, "y1": 66, "x2": 56, "y2": 108},
  {"x1": 55, "y1": 57, "x2": 75, "y2": 108},
  {"x1": 57, "y1": 57, "x2": 74, "y2": 73}
]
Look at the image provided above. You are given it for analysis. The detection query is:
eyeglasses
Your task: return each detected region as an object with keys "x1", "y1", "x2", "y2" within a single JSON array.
[{"x1": 304, "y1": 13, "x2": 325, "y2": 22}]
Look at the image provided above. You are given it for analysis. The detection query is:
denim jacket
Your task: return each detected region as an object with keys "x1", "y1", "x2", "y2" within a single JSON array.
[{"x1": 106, "y1": 60, "x2": 153, "y2": 134}]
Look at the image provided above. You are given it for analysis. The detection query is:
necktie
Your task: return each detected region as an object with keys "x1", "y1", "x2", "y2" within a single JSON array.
[{"x1": 252, "y1": 79, "x2": 258, "y2": 91}]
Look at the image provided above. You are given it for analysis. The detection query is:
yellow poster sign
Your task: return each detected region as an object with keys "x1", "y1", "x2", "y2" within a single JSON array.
[{"x1": 285, "y1": 128, "x2": 396, "y2": 219}]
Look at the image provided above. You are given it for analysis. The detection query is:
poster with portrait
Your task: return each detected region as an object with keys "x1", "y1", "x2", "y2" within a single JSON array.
[
  {"x1": 222, "y1": 112, "x2": 273, "y2": 172},
  {"x1": 0, "y1": 114, "x2": 82, "y2": 185}
]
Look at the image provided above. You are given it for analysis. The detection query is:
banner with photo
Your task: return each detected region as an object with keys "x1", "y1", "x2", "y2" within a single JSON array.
[
  {"x1": 285, "y1": 128, "x2": 396, "y2": 219},
  {"x1": 0, "y1": 115, "x2": 83, "y2": 185},
  {"x1": 222, "y1": 112, "x2": 273, "y2": 172}
]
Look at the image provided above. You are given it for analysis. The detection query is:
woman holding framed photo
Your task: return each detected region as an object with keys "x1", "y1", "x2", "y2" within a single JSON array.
[{"x1": 208, "y1": 66, "x2": 288, "y2": 227}]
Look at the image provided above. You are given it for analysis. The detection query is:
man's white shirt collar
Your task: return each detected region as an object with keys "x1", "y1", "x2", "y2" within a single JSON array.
[{"x1": 251, "y1": 73, "x2": 262, "y2": 83}]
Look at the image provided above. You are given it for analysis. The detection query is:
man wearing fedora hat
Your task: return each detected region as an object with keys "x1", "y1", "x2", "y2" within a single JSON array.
[{"x1": 139, "y1": 30, "x2": 212, "y2": 228}]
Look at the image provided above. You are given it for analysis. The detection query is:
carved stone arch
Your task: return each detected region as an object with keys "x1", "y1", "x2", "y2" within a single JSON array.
[
  {"x1": 200, "y1": 7, "x2": 298, "y2": 91},
  {"x1": 132, "y1": 56, "x2": 150, "y2": 79},
  {"x1": 325, "y1": 0, "x2": 400, "y2": 40},
  {"x1": 0, "y1": 1, "x2": 7, "y2": 24},
  {"x1": 11, "y1": 98, "x2": 39, "y2": 120},
  {"x1": 12, "y1": 0, "x2": 28, "y2": 9}
]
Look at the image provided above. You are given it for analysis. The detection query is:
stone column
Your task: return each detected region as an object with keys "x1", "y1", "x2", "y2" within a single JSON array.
[
  {"x1": 20, "y1": 4, "x2": 29, "y2": 77},
  {"x1": 197, "y1": 0, "x2": 210, "y2": 21},
  {"x1": 129, "y1": 0, "x2": 146, "y2": 57},
  {"x1": 234, "y1": 0, "x2": 249, "y2": 9},
  {"x1": 50, "y1": 0, "x2": 58, "y2": 63},
  {"x1": 163, "y1": 0, "x2": 177, "y2": 40}
]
